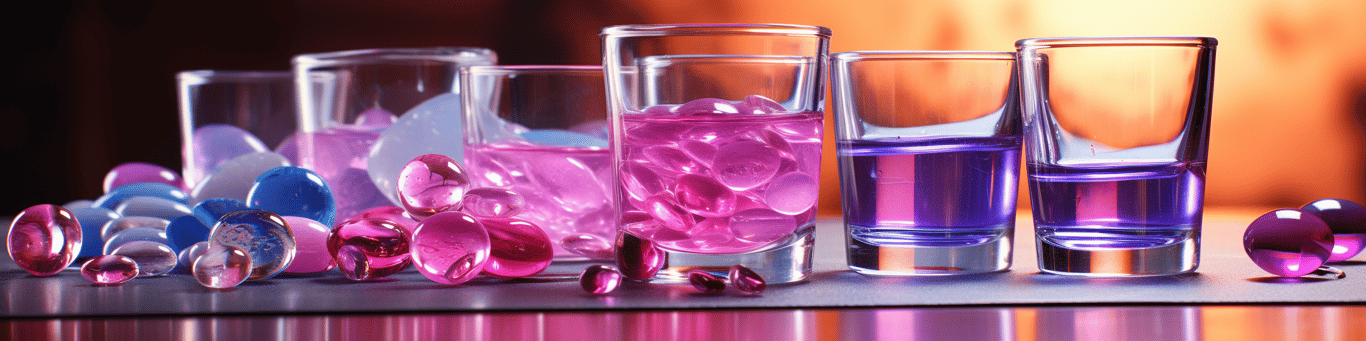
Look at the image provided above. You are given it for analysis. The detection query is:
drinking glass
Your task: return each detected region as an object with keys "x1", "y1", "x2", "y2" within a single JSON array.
[
  {"x1": 461, "y1": 65, "x2": 615, "y2": 260},
  {"x1": 603, "y1": 24, "x2": 831, "y2": 283},
  {"x1": 1016, "y1": 37, "x2": 1217, "y2": 276},
  {"x1": 177, "y1": 70, "x2": 296, "y2": 187},
  {"x1": 292, "y1": 47, "x2": 496, "y2": 221},
  {"x1": 830, "y1": 51, "x2": 1021, "y2": 276}
]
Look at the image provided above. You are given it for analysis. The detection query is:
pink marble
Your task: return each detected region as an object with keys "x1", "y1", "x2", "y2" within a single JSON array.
[
  {"x1": 397, "y1": 154, "x2": 472, "y2": 219},
  {"x1": 328, "y1": 218, "x2": 412, "y2": 279},
  {"x1": 103, "y1": 162, "x2": 183, "y2": 193},
  {"x1": 282, "y1": 216, "x2": 334, "y2": 273},
  {"x1": 578, "y1": 265, "x2": 622, "y2": 294},
  {"x1": 8, "y1": 204, "x2": 82, "y2": 276},
  {"x1": 410, "y1": 211, "x2": 491, "y2": 285},
  {"x1": 81, "y1": 255, "x2": 139, "y2": 285},
  {"x1": 481, "y1": 218, "x2": 553, "y2": 278},
  {"x1": 614, "y1": 232, "x2": 664, "y2": 281}
]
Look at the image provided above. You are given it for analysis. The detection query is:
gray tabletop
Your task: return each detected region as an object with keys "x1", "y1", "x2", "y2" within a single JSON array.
[{"x1": 2, "y1": 208, "x2": 1362, "y2": 318}]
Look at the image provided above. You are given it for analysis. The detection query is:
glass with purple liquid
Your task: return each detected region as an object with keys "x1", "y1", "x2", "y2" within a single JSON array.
[
  {"x1": 292, "y1": 48, "x2": 496, "y2": 221},
  {"x1": 177, "y1": 70, "x2": 297, "y2": 188},
  {"x1": 831, "y1": 51, "x2": 1021, "y2": 275},
  {"x1": 1017, "y1": 37, "x2": 1217, "y2": 276},
  {"x1": 603, "y1": 24, "x2": 830, "y2": 283},
  {"x1": 461, "y1": 66, "x2": 616, "y2": 261}
]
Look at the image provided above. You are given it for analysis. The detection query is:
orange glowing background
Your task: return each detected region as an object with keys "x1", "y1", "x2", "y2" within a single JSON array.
[{"x1": 613, "y1": 0, "x2": 1366, "y2": 215}]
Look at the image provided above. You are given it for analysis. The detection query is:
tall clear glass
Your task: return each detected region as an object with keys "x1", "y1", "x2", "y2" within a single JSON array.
[
  {"x1": 177, "y1": 70, "x2": 296, "y2": 187},
  {"x1": 603, "y1": 24, "x2": 831, "y2": 283},
  {"x1": 830, "y1": 51, "x2": 1021, "y2": 276},
  {"x1": 461, "y1": 65, "x2": 615, "y2": 261},
  {"x1": 1017, "y1": 37, "x2": 1217, "y2": 276},
  {"x1": 292, "y1": 48, "x2": 496, "y2": 221}
]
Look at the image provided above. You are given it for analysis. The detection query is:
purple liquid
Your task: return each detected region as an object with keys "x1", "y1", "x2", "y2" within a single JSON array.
[
  {"x1": 1030, "y1": 161, "x2": 1205, "y2": 249},
  {"x1": 465, "y1": 143, "x2": 615, "y2": 259},
  {"x1": 298, "y1": 127, "x2": 392, "y2": 221},
  {"x1": 618, "y1": 109, "x2": 823, "y2": 254},
  {"x1": 838, "y1": 137, "x2": 1020, "y2": 248}
]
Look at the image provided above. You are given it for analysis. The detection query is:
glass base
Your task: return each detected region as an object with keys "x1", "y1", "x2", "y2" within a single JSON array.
[
  {"x1": 846, "y1": 228, "x2": 1013, "y2": 276},
  {"x1": 654, "y1": 225, "x2": 815, "y2": 284},
  {"x1": 1036, "y1": 230, "x2": 1200, "y2": 277}
]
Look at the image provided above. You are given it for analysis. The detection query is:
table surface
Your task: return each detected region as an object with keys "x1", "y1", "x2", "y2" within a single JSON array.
[{"x1": 3, "y1": 207, "x2": 1363, "y2": 320}]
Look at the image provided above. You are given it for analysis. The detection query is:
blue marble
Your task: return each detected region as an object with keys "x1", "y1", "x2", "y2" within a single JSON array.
[
  {"x1": 190, "y1": 152, "x2": 291, "y2": 204},
  {"x1": 70, "y1": 207, "x2": 121, "y2": 258},
  {"x1": 114, "y1": 196, "x2": 193, "y2": 221},
  {"x1": 103, "y1": 227, "x2": 170, "y2": 255},
  {"x1": 165, "y1": 215, "x2": 210, "y2": 252},
  {"x1": 92, "y1": 183, "x2": 189, "y2": 210},
  {"x1": 192, "y1": 198, "x2": 250, "y2": 227},
  {"x1": 209, "y1": 210, "x2": 297, "y2": 280},
  {"x1": 247, "y1": 166, "x2": 337, "y2": 227},
  {"x1": 519, "y1": 129, "x2": 609, "y2": 148}
]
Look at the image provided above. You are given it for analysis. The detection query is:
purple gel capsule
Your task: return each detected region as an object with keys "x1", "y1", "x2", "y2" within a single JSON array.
[
  {"x1": 728, "y1": 264, "x2": 766, "y2": 295},
  {"x1": 579, "y1": 265, "x2": 622, "y2": 294},
  {"x1": 1244, "y1": 209, "x2": 1334, "y2": 277},
  {"x1": 1301, "y1": 198, "x2": 1366, "y2": 262},
  {"x1": 688, "y1": 271, "x2": 726, "y2": 294}
]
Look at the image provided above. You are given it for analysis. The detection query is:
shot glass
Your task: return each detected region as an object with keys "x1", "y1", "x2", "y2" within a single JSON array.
[
  {"x1": 830, "y1": 51, "x2": 1021, "y2": 276},
  {"x1": 1016, "y1": 37, "x2": 1217, "y2": 276},
  {"x1": 603, "y1": 24, "x2": 831, "y2": 283},
  {"x1": 292, "y1": 48, "x2": 496, "y2": 221},
  {"x1": 461, "y1": 66, "x2": 615, "y2": 260},
  {"x1": 177, "y1": 70, "x2": 297, "y2": 187}
]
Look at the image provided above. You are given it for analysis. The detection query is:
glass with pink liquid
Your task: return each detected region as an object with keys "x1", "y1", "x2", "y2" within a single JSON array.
[
  {"x1": 462, "y1": 66, "x2": 615, "y2": 261},
  {"x1": 603, "y1": 24, "x2": 831, "y2": 283},
  {"x1": 292, "y1": 48, "x2": 496, "y2": 221}
]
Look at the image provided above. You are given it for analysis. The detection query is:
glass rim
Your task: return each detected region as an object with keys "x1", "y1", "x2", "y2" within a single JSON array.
[
  {"x1": 1015, "y1": 36, "x2": 1218, "y2": 49},
  {"x1": 177, "y1": 70, "x2": 292, "y2": 84},
  {"x1": 292, "y1": 47, "x2": 497, "y2": 68},
  {"x1": 832, "y1": 51, "x2": 1015, "y2": 62},
  {"x1": 601, "y1": 23, "x2": 832, "y2": 38},
  {"x1": 464, "y1": 65, "x2": 602, "y2": 76}
]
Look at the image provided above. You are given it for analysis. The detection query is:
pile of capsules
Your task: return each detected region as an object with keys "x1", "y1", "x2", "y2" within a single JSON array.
[
  {"x1": 6, "y1": 152, "x2": 768, "y2": 295},
  {"x1": 1244, "y1": 198, "x2": 1366, "y2": 278}
]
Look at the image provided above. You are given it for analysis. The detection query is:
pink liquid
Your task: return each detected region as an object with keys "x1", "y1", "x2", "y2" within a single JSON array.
[
  {"x1": 465, "y1": 143, "x2": 615, "y2": 259},
  {"x1": 618, "y1": 110, "x2": 823, "y2": 254}
]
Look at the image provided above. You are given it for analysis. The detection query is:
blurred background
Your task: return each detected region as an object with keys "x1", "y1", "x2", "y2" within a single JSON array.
[{"x1": 5, "y1": 0, "x2": 1366, "y2": 216}]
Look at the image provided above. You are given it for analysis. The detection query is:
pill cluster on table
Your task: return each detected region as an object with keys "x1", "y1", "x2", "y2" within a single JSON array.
[{"x1": 7, "y1": 154, "x2": 767, "y2": 295}]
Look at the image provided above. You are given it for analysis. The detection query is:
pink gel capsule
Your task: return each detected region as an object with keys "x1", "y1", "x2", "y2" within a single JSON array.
[
  {"x1": 410, "y1": 211, "x2": 491, "y2": 285},
  {"x1": 352, "y1": 206, "x2": 420, "y2": 236},
  {"x1": 764, "y1": 172, "x2": 818, "y2": 215},
  {"x1": 282, "y1": 216, "x2": 333, "y2": 273},
  {"x1": 335, "y1": 244, "x2": 373, "y2": 281},
  {"x1": 8, "y1": 204, "x2": 83, "y2": 276},
  {"x1": 729, "y1": 265, "x2": 766, "y2": 295},
  {"x1": 103, "y1": 162, "x2": 184, "y2": 193},
  {"x1": 579, "y1": 265, "x2": 622, "y2": 294},
  {"x1": 674, "y1": 174, "x2": 737, "y2": 218},
  {"x1": 461, "y1": 187, "x2": 526, "y2": 218},
  {"x1": 689, "y1": 271, "x2": 726, "y2": 294},
  {"x1": 397, "y1": 154, "x2": 472, "y2": 219},
  {"x1": 193, "y1": 245, "x2": 252, "y2": 289},
  {"x1": 328, "y1": 218, "x2": 412, "y2": 279},
  {"x1": 712, "y1": 140, "x2": 781, "y2": 190},
  {"x1": 561, "y1": 234, "x2": 614, "y2": 260},
  {"x1": 81, "y1": 255, "x2": 139, "y2": 285},
  {"x1": 481, "y1": 218, "x2": 553, "y2": 278},
  {"x1": 615, "y1": 232, "x2": 665, "y2": 281}
]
